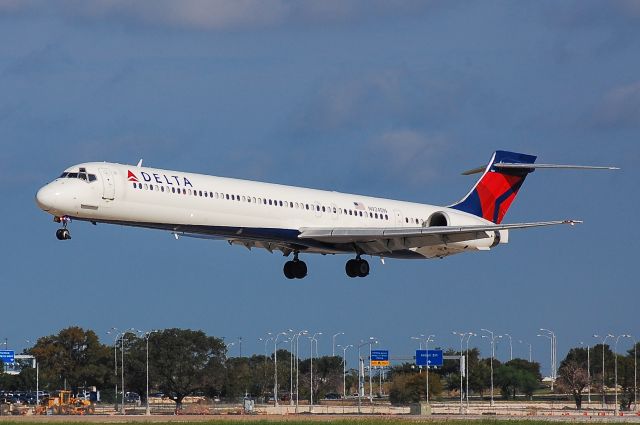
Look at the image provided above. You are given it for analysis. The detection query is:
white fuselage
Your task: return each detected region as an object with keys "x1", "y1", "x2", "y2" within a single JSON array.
[{"x1": 35, "y1": 162, "x2": 503, "y2": 259}]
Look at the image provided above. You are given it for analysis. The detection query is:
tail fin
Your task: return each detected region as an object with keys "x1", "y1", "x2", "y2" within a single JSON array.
[{"x1": 450, "y1": 150, "x2": 536, "y2": 224}]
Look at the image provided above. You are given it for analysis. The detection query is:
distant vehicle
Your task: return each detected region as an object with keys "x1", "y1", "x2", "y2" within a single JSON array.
[
  {"x1": 35, "y1": 151, "x2": 616, "y2": 279},
  {"x1": 324, "y1": 393, "x2": 341, "y2": 400},
  {"x1": 124, "y1": 392, "x2": 141, "y2": 405}
]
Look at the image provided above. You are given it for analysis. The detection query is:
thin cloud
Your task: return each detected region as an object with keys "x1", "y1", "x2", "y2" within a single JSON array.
[
  {"x1": 0, "y1": 0, "x2": 439, "y2": 31},
  {"x1": 365, "y1": 129, "x2": 448, "y2": 185},
  {"x1": 593, "y1": 81, "x2": 640, "y2": 129}
]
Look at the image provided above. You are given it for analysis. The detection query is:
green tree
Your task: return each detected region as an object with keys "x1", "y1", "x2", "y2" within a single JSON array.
[
  {"x1": 494, "y1": 359, "x2": 540, "y2": 400},
  {"x1": 149, "y1": 329, "x2": 226, "y2": 408},
  {"x1": 28, "y1": 326, "x2": 112, "y2": 392}
]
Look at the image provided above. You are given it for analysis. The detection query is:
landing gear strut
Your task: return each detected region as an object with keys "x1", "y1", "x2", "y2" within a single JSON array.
[
  {"x1": 345, "y1": 256, "x2": 369, "y2": 278},
  {"x1": 283, "y1": 253, "x2": 307, "y2": 279},
  {"x1": 55, "y1": 216, "x2": 72, "y2": 240}
]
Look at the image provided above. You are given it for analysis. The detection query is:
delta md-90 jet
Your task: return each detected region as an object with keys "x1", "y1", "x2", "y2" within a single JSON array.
[{"x1": 35, "y1": 150, "x2": 616, "y2": 279}]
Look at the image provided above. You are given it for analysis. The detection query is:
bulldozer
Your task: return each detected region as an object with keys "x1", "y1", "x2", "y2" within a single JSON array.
[{"x1": 34, "y1": 390, "x2": 94, "y2": 415}]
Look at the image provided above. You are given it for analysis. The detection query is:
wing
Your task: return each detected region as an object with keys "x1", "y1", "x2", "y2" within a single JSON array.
[{"x1": 299, "y1": 220, "x2": 581, "y2": 254}]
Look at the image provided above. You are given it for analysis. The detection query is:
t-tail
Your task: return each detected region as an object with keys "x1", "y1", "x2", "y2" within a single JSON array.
[{"x1": 450, "y1": 150, "x2": 619, "y2": 224}]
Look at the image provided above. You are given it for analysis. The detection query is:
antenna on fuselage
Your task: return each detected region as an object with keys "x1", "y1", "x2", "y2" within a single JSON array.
[{"x1": 136, "y1": 159, "x2": 143, "y2": 167}]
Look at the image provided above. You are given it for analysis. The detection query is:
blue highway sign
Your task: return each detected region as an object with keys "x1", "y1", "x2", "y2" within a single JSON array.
[
  {"x1": 0, "y1": 350, "x2": 15, "y2": 363},
  {"x1": 415, "y1": 349, "x2": 443, "y2": 367}
]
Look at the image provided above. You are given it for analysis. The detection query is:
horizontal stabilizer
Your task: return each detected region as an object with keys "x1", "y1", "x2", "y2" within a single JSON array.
[{"x1": 463, "y1": 162, "x2": 619, "y2": 175}]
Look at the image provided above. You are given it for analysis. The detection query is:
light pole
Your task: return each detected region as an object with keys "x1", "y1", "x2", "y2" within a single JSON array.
[
  {"x1": 140, "y1": 330, "x2": 158, "y2": 416},
  {"x1": 369, "y1": 337, "x2": 378, "y2": 402},
  {"x1": 580, "y1": 341, "x2": 591, "y2": 406},
  {"x1": 424, "y1": 335, "x2": 435, "y2": 404},
  {"x1": 481, "y1": 329, "x2": 500, "y2": 407},
  {"x1": 519, "y1": 340, "x2": 532, "y2": 362},
  {"x1": 273, "y1": 331, "x2": 288, "y2": 406},
  {"x1": 504, "y1": 334, "x2": 513, "y2": 361},
  {"x1": 309, "y1": 332, "x2": 322, "y2": 407},
  {"x1": 119, "y1": 328, "x2": 136, "y2": 414},
  {"x1": 338, "y1": 344, "x2": 353, "y2": 399},
  {"x1": 627, "y1": 335, "x2": 637, "y2": 411},
  {"x1": 293, "y1": 330, "x2": 307, "y2": 413},
  {"x1": 411, "y1": 335, "x2": 425, "y2": 350},
  {"x1": 453, "y1": 332, "x2": 468, "y2": 414},
  {"x1": 332, "y1": 332, "x2": 344, "y2": 357},
  {"x1": 106, "y1": 328, "x2": 120, "y2": 412},
  {"x1": 540, "y1": 328, "x2": 557, "y2": 383},
  {"x1": 594, "y1": 333, "x2": 614, "y2": 409},
  {"x1": 614, "y1": 335, "x2": 631, "y2": 415},
  {"x1": 465, "y1": 333, "x2": 476, "y2": 410},
  {"x1": 357, "y1": 339, "x2": 373, "y2": 413}
]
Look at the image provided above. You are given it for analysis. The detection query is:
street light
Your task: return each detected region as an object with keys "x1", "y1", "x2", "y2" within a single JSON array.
[
  {"x1": 481, "y1": 329, "x2": 501, "y2": 407},
  {"x1": 411, "y1": 335, "x2": 425, "y2": 350},
  {"x1": 579, "y1": 341, "x2": 591, "y2": 406},
  {"x1": 24, "y1": 339, "x2": 39, "y2": 407},
  {"x1": 626, "y1": 335, "x2": 637, "y2": 411},
  {"x1": 338, "y1": 344, "x2": 353, "y2": 399},
  {"x1": 332, "y1": 332, "x2": 344, "y2": 357},
  {"x1": 293, "y1": 330, "x2": 307, "y2": 413},
  {"x1": 368, "y1": 337, "x2": 378, "y2": 402},
  {"x1": 139, "y1": 330, "x2": 159, "y2": 416},
  {"x1": 504, "y1": 334, "x2": 513, "y2": 361},
  {"x1": 106, "y1": 328, "x2": 120, "y2": 412},
  {"x1": 424, "y1": 335, "x2": 435, "y2": 404},
  {"x1": 453, "y1": 332, "x2": 468, "y2": 414},
  {"x1": 273, "y1": 331, "x2": 289, "y2": 406},
  {"x1": 465, "y1": 333, "x2": 476, "y2": 410},
  {"x1": 519, "y1": 340, "x2": 532, "y2": 362},
  {"x1": 118, "y1": 328, "x2": 137, "y2": 414},
  {"x1": 309, "y1": 332, "x2": 322, "y2": 407},
  {"x1": 594, "y1": 333, "x2": 614, "y2": 409},
  {"x1": 614, "y1": 335, "x2": 631, "y2": 415},
  {"x1": 540, "y1": 329, "x2": 557, "y2": 382}
]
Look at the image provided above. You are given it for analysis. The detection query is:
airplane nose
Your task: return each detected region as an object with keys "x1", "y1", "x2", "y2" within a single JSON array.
[{"x1": 35, "y1": 185, "x2": 56, "y2": 212}]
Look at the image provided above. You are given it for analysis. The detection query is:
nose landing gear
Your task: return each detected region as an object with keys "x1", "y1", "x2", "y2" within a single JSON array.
[
  {"x1": 283, "y1": 252, "x2": 307, "y2": 279},
  {"x1": 55, "y1": 216, "x2": 72, "y2": 240},
  {"x1": 346, "y1": 256, "x2": 369, "y2": 278}
]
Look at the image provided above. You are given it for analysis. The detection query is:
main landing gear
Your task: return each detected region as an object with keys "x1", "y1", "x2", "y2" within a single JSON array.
[
  {"x1": 283, "y1": 253, "x2": 307, "y2": 279},
  {"x1": 55, "y1": 216, "x2": 71, "y2": 240},
  {"x1": 345, "y1": 256, "x2": 369, "y2": 278}
]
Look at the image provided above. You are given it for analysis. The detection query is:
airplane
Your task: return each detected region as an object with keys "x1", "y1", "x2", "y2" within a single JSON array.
[{"x1": 35, "y1": 150, "x2": 617, "y2": 279}]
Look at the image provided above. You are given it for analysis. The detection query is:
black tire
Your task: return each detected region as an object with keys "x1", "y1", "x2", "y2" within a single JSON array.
[
  {"x1": 62, "y1": 229, "x2": 71, "y2": 240},
  {"x1": 294, "y1": 261, "x2": 307, "y2": 279},
  {"x1": 56, "y1": 229, "x2": 64, "y2": 240},
  {"x1": 283, "y1": 261, "x2": 295, "y2": 279},
  {"x1": 357, "y1": 259, "x2": 370, "y2": 277},
  {"x1": 345, "y1": 259, "x2": 358, "y2": 278}
]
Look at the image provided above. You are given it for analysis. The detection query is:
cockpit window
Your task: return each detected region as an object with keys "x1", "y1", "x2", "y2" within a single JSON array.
[{"x1": 60, "y1": 170, "x2": 98, "y2": 183}]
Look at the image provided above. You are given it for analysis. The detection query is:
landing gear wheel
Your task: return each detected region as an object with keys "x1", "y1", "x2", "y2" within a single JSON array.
[
  {"x1": 356, "y1": 259, "x2": 370, "y2": 277},
  {"x1": 283, "y1": 261, "x2": 295, "y2": 279},
  {"x1": 283, "y1": 260, "x2": 308, "y2": 279},
  {"x1": 293, "y1": 260, "x2": 307, "y2": 279},
  {"x1": 56, "y1": 228, "x2": 71, "y2": 240},
  {"x1": 345, "y1": 258, "x2": 369, "y2": 278},
  {"x1": 345, "y1": 259, "x2": 359, "y2": 278}
]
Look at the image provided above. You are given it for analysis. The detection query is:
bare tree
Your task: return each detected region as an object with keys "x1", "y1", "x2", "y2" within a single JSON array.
[{"x1": 557, "y1": 360, "x2": 590, "y2": 409}]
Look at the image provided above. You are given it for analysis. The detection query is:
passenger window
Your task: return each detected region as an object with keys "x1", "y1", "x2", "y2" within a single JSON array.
[
  {"x1": 161, "y1": 186, "x2": 165, "y2": 192},
  {"x1": 252, "y1": 197, "x2": 256, "y2": 203},
  {"x1": 204, "y1": 191, "x2": 208, "y2": 197},
  {"x1": 237, "y1": 195, "x2": 241, "y2": 201},
  {"x1": 305, "y1": 204, "x2": 309, "y2": 210},
  {"x1": 321, "y1": 206, "x2": 325, "y2": 212},
  {"x1": 150, "y1": 185, "x2": 154, "y2": 191},
  {"x1": 279, "y1": 200, "x2": 283, "y2": 207},
  {"x1": 268, "y1": 199, "x2": 272, "y2": 205},
  {"x1": 375, "y1": 213, "x2": 378, "y2": 219}
]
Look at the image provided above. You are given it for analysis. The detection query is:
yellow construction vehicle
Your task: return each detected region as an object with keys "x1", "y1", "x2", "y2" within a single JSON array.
[{"x1": 34, "y1": 390, "x2": 94, "y2": 415}]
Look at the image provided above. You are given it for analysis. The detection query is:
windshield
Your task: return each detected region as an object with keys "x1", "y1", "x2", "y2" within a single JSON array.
[{"x1": 59, "y1": 168, "x2": 97, "y2": 182}]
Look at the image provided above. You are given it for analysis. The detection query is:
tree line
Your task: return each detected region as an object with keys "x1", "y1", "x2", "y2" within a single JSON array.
[{"x1": 0, "y1": 327, "x2": 637, "y2": 410}]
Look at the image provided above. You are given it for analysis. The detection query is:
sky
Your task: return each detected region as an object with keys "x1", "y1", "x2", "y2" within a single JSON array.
[{"x1": 0, "y1": 0, "x2": 638, "y2": 378}]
